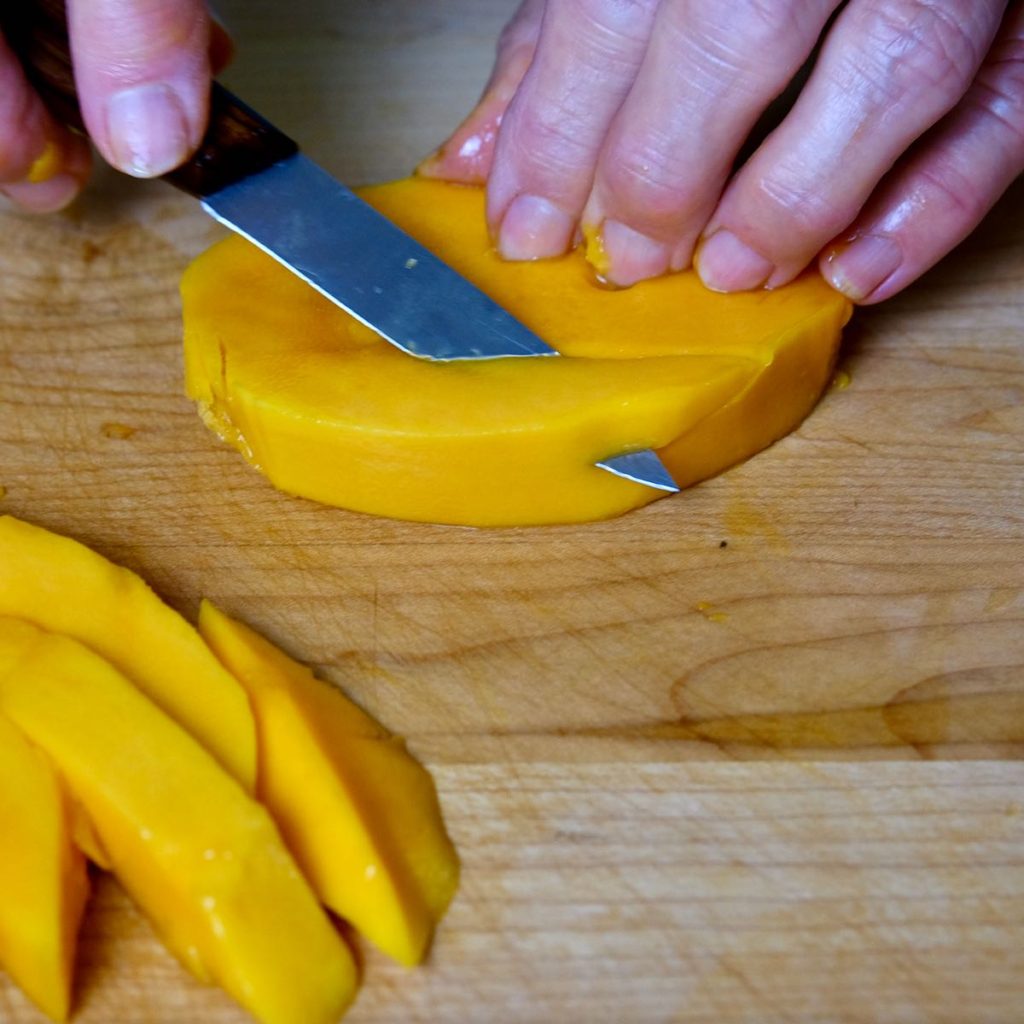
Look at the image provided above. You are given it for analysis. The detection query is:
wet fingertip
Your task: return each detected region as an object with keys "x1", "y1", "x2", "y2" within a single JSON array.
[
  {"x1": 695, "y1": 230, "x2": 774, "y2": 293},
  {"x1": 496, "y1": 193, "x2": 575, "y2": 261},
  {"x1": 820, "y1": 233, "x2": 903, "y2": 304},
  {"x1": 598, "y1": 220, "x2": 672, "y2": 287},
  {"x1": 414, "y1": 148, "x2": 444, "y2": 178}
]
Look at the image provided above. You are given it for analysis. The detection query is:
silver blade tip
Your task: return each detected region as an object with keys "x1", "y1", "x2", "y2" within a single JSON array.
[{"x1": 596, "y1": 449, "x2": 679, "y2": 493}]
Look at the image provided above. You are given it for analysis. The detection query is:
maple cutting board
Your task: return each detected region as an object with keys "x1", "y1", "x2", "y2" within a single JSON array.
[{"x1": 1, "y1": 2, "x2": 1022, "y2": 1022}]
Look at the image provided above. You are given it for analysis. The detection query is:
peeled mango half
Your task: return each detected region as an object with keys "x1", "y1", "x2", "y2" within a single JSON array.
[{"x1": 182, "y1": 178, "x2": 851, "y2": 526}]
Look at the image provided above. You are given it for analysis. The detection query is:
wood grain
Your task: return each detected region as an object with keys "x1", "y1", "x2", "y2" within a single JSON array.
[{"x1": 1, "y1": 1, "x2": 1022, "y2": 1021}]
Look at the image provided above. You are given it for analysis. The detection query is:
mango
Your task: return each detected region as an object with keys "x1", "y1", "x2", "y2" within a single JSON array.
[
  {"x1": 0, "y1": 515, "x2": 256, "y2": 790},
  {"x1": 182, "y1": 177, "x2": 851, "y2": 526},
  {"x1": 0, "y1": 617, "x2": 357, "y2": 1024},
  {"x1": 0, "y1": 714, "x2": 88, "y2": 1022},
  {"x1": 198, "y1": 601, "x2": 459, "y2": 967}
]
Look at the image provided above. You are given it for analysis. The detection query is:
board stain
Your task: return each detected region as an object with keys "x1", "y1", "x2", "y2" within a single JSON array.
[{"x1": 668, "y1": 689, "x2": 1024, "y2": 757}]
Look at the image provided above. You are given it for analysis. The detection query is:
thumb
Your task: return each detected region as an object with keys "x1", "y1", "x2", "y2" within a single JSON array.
[{"x1": 67, "y1": 0, "x2": 211, "y2": 177}]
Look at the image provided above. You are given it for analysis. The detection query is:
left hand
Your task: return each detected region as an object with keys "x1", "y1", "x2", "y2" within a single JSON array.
[{"x1": 421, "y1": 0, "x2": 1024, "y2": 304}]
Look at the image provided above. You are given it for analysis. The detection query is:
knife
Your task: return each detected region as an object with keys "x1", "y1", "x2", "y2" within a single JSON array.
[{"x1": 4, "y1": 0, "x2": 678, "y2": 494}]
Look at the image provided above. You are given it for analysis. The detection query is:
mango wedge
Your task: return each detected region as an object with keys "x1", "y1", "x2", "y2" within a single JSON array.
[
  {"x1": 198, "y1": 602, "x2": 459, "y2": 967},
  {"x1": 0, "y1": 515, "x2": 255, "y2": 790},
  {"x1": 0, "y1": 617, "x2": 357, "y2": 1024},
  {"x1": 182, "y1": 177, "x2": 851, "y2": 526},
  {"x1": 0, "y1": 714, "x2": 88, "y2": 1022}
]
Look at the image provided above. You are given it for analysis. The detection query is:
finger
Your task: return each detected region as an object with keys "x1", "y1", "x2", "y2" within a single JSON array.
[
  {"x1": 417, "y1": 0, "x2": 544, "y2": 184},
  {"x1": 208, "y1": 14, "x2": 234, "y2": 76},
  {"x1": 697, "y1": 0, "x2": 1007, "y2": 293},
  {"x1": 488, "y1": 0, "x2": 660, "y2": 261},
  {"x1": 582, "y1": 0, "x2": 840, "y2": 287},
  {"x1": 67, "y1": 0, "x2": 211, "y2": 178},
  {"x1": 820, "y1": 3, "x2": 1024, "y2": 304},
  {"x1": 0, "y1": 33, "x2": 91, "y2": 212}
]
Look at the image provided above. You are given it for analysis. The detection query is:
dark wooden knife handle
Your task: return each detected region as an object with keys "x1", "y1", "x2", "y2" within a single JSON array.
[{"x1": 1, "y1": 0, "x2": 299, "y2": 198}]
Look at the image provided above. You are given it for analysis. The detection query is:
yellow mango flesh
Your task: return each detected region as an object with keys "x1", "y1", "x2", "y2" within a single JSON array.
[
  {"x1": 0, "y1": 714, "x2": 88, "y2": 1022},
  {"x1": 182, "y1": 177, "x2": 851, "y2": 526},
  {"x1": 0, "y1": 618, "x2": 357, "y2": 1024},
  {"x1": 198, "y1": 601, "x2": 459, "y2": 967},
  {"x1": 0, "y1": 515, "x2": 255, "y2": 791}
]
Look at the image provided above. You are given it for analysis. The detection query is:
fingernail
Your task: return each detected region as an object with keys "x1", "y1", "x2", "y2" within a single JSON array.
[
  {"x1": 497, "y1": 194, "x2": 575, "y2": 261},
  {"x1": 696, "y1": 230, "x2": 774, "y2": 292},
  {"x1": 822, "y1": 234, "x2": 902, "y2": 302},
  {"x1": 599, "y1": 220, "x2": 671, "y2": 287},
  {"x1": 105, "y1": 84, "x2": 191, "y2": 177},
  {"x1": 1, "y1": 173, "x2": 80, "y2": 214}
]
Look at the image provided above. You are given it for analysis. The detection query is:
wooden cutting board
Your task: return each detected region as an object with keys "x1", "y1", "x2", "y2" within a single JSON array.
[{"x1": 1, "y1": 2, "x2": 1022, "y2": 1021}]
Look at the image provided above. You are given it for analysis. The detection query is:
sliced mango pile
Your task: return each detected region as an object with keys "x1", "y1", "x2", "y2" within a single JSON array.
[
  {"x1": 182, "y1": 177, "x2": 852, "y2": 526},
  {"x1": 0, "y1": 515, "x2": 459, "y2": 1023}
]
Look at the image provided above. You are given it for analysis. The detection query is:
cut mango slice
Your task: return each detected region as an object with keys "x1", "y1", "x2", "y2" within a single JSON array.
[
  {"x1": 0, "y1": 713, "x2": 88, "y2": 1022},
  {"x1": 198, "y1": 601, "x2": 459, "y2": 967},
  {"x1": 0, "y1": 617, "x2": 357, "y2": 1024},
  {"x1": 0, "y1": 515, "x2": 256, "y2": 790},
  {"x1": 182, "y1": 177, "x2": 851, "y2": 526}
]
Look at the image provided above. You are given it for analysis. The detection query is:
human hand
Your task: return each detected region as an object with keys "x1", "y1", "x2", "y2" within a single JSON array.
[
  {"x1": 0, "y1": 0, "x2": 231, "y2": 213},
  {"x1": 422, "y1": 0, "x2": 1023, "y2": 304}
]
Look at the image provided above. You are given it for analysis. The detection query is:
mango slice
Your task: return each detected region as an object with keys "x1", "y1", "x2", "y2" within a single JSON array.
[
  {"x1": 182, "y1": 177, "x2": 851, "y2": 526},
  {"x1": 198, "y1": 601, "x2": 459, "y2": 967},
  {"x1": 0, "y1": 515, "x2": 256, "y2": 790},
  {"x1": 0, "y1": 617, "x2": 357, "y2": 1024},
  {"x1": 0, "y1": 714, "x2": 88, "y2": 1022}
]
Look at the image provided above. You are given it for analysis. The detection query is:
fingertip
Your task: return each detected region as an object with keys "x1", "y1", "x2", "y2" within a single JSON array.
[
  {"x1": 417, "y1": 94, "x2": 507, "y2": 186},
  {"x1": 496, "y1": 193, "x2": 575, "y2": 261},
  {"x1": 820, "y1": 234, "x2": 904, "y2": 304},
  {"x1": 103, "y1": 82, "x2": 193, "y2": 178},
  {"x1": 2, "y1": 173, "x2": 82, "y2": 214},
  {"x1": 592, "y1": 219, "x2": 672, "y2": 288},
  {"x1": 1, "y1": 132, "x2": 91, "y2": 214},
  {"x1": 68, "y1": 0, "x2": 211, "y2": 178},
  {"x1": 695, "y1": 230, "x2": 774, "y2": 293}
]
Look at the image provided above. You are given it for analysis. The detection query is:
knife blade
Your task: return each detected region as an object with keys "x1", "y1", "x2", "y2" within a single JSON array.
[{"x1": 5, "y1": 0, "x2": 679, "y2": 495}]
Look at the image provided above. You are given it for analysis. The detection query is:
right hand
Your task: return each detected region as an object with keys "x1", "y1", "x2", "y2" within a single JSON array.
[{"x1": 0, "y1": 0, "x2": 231, "y2": 213}]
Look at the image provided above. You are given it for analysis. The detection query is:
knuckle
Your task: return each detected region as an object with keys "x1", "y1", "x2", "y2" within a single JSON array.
[
  {"x1": 916, "y1": 159, "x2": 991, "y2": 223},
  {"x1": 78, "y1": 0, "x2": 207, "y2": 75},
  {"x1": 503, "y1": 101, "x2": 596, "y2": 185},
  {"x1": 845, "y1": 0, "x2": 988, "y2": 106},
  {"x1": 559, "y1": 0, "x2": 658, "y2": 42},
  {"x1": 971, "y1": 32, "x2": 1024, "y2": 159},
  {"x1": 679, "y1": 0, "x2": 821, "y2": 80},
  {"x1": 599, "y1": 140, "x2": 696, "y2": 231},
  {"x1": 757, "y1": 172, "x2": 853, "y2": 241},
  {"x1": 547, "y1": 0, "x2": 658, "y2": 74},
  {"x1": 497, "y1": 0, "x2": 544, "y2": 55}
]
